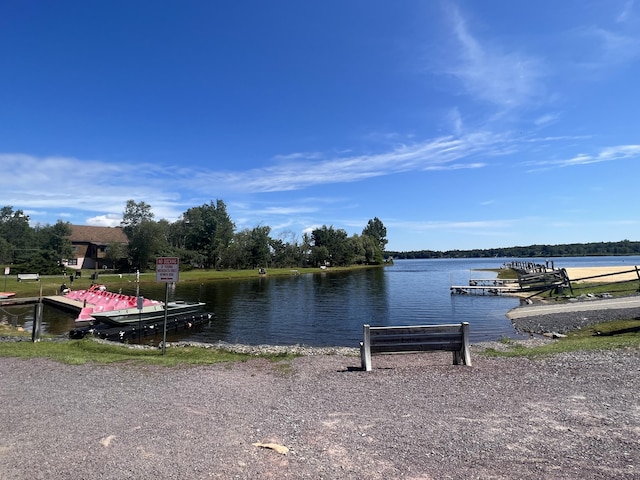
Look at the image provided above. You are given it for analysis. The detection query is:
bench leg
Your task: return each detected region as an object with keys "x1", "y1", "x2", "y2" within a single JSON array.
[
  {"x1": 360, "y1": 342, "x2": 372, "y2": 371},
  {"x1": 361, "y1": 325, "x2": 372, "y2": 371},
  {"x1": 453, "y1": 351, "x2": 461, "y2": 365},
  {"x1": 461, "y1": 322, "x2": 472, "y2": 366}
]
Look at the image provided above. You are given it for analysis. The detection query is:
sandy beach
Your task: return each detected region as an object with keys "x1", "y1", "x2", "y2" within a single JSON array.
[{"x1": 564, "y1": 265, "x2": 640, "y2": 283}]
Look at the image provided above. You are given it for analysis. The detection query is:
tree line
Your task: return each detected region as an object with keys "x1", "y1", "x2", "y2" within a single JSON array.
[
  {"x1": 0, "y1": 201, "x2": 389, "y2": 273},
  {"x1": 388, "y1": 240, "x2": 640, "y2": 259}
]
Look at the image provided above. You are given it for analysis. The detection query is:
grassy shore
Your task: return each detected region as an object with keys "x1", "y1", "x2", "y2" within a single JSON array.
[
  {"x1": 1, "y1": 318, "x2": 638, "y2": 365},
  {"x1": 0, "y1": 323, "x2": 298, "y2": 366},
  {"x1": 1, "y1": 264, "x2": 380, "y2": 298}
]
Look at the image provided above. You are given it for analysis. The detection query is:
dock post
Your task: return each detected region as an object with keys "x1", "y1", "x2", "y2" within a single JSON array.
[{"x1": 31, "y1": 302, "x2": 43, "y2": 342}]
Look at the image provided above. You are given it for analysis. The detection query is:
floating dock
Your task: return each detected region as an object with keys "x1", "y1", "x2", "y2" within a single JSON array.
[
  {"x1": 450, "y1": 279, "x2": 524, "y2": 296},
  {"x1": 69, "y1": 312, "x2": 215, "y2": 342}
]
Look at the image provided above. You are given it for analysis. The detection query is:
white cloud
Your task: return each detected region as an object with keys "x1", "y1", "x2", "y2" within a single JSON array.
[
  {"x1": 616, "y1": 0, "x2": 636, "y2": 23},
  {"x1": 87, "y1": 214, "x2": 122, "y2": 227},
  {"x1": 534, "y1": 113, "x2": 560, "y2": 127},
  {"x1": 194, "y1": 131, "x2": 508, "y2": 194},
  {"x1": 446, "y1": 7, "x2": 545, "y2": 110},
  {"x1": 525, "y1": 144, "x2": 640, "y2": 171}
]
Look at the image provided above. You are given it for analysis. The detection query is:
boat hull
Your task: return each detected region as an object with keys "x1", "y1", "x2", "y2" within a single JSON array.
[{"x1": 91, "y1": 301, "x2": 206, "y2": 326}]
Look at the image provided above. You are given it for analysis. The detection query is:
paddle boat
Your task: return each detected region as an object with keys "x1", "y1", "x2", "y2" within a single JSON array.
[{"x1": 64, "y1": 284, "x2": 206, "y2": 325}]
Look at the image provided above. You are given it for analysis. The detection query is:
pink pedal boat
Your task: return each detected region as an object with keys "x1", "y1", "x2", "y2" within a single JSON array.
[{"x1": 65, "y1": 284, "x2": 205, "y2": 326}]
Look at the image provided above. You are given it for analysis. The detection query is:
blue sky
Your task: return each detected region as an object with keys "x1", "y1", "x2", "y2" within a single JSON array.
[{"x1": 2, "y1": 1, "x2": 639, "y2": 251}]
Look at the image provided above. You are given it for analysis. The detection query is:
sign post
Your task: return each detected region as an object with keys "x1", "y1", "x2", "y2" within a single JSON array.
[
  {"x1": 156, "y1": 257, "x2": 180, "y2": 355},
  {"x1": 137, "y1": 295, "x2": 144, "y2": 342},
  {"x1": 3, "y1": 267, "x2": 9, "y2": 291}
]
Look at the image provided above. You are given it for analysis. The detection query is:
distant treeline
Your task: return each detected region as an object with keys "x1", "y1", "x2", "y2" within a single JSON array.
[{"x1": 386, "y1": 240, "x2": 640, "y2": 259}]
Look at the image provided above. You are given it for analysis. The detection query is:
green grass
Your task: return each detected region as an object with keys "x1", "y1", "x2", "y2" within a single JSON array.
[
  {"x1": 0, "y1": 336, "x2": 297, "y2": 367},
  {"x1": 483, "y1": 319, "x2": 640, "y2": 358},
  {"x1": 1, "y1": 265, "x2": 383, "y2": 298}
]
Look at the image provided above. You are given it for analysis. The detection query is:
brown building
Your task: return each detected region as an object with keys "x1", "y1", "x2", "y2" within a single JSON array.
[{"x1": 65, "y1": 225, "x2": 129, "y2": 270}]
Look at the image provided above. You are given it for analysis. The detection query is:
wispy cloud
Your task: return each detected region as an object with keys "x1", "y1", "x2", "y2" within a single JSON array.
[
  {"x1": 4, "y1": 135, "x2": 637, "y2": 228},
  {"x1": 525, "y1": 144, "x2": 640, "y2": 171},
  {"x1": 446, "y1": 7, "x2": 545, "y2": 110},
  {"x1": 572, "y1": 1, "x2": 640, "y2": 71},
  {"x1": 534, "y1": 113, "x2": 560, "y2": 127},
  {"x1": 0, "y1": 153, "x2": 193, "y2": 223},
  {"x1": 193, "y1": 131, "x2": 507, "y2": 193},
  {"x1": 585, "y1": 25, "x2": 640, "y2": 66},
  {"x1": 616, "y1": 0, "x2": 636, "y2": 23},
  {"x1": 389, "y1": 218, "x2": 516, "y2": 232}
]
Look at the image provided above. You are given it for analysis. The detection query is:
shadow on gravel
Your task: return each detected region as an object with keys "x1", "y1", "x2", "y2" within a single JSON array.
[{"x1": 595, "y1": 325, "x2": 640, "y2": 336}]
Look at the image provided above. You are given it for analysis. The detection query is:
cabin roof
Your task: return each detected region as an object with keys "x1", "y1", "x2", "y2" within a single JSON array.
[{"x1": 68, "y1": 225, "x2": 128, "y2": 245}]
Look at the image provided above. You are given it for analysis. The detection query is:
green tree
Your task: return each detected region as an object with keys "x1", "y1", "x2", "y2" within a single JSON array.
[
  {"x1": 105, "y1": 242, "x2": 128, "y2": 271},
  {"x1": 311, "y1": 226, "x2": 350, "y2": 266},
  {"x1": 362, "y1": 217, "x2": 388, "y2": 252},
  {"x1": 249, "y1": 225, "x2": 271, "y2": 269},
  {"x1": 120, "y1": 200, "x2": 154, "y2": 238},
  {"x1": 0, "y1": 206, "x2": 33, "y2": 250},
  {"x1": 38, "y1": 221, "x2": 74, "y2": 263},
  {"x1": 0, "y1": 237, "x2": 11, "y2": 264},
  {"x1": 181, "y1": 200, "x2": 235, "y2": 268},
  {"x1": 127, "y1": 221, "x2": 166, "y2": 272}
]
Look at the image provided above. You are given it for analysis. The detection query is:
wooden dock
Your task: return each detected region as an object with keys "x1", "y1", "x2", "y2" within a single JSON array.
[
  {"x1": 0, "y1": 296, "x2": 41, "y2": 307},
  {"x1": 42, "y1": 295, "x2": 85, "y2": 314},
  {"x1": 450, "y1": 279, "x2": 523, "y2": 295}
]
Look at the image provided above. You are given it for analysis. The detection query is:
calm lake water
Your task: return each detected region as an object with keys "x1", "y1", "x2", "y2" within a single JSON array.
[{"x1": 9, "y1": 256, "x2": 640, "y2": 347}]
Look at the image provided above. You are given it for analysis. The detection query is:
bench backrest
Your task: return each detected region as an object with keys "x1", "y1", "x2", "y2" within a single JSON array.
[
  {"x1": 367, "y1": 324, "x2": 464, "y2": 354},
  {"x1": 361, "y1": 322, "x2": 471, "y2": 370},
  {"x1": 17, "y1": 273, "x2": 40, "y2": 281}
]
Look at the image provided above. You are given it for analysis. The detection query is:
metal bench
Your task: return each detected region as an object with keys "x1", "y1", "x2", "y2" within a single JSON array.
[
  {"x1": 16, "y1": 273, "x2": 40, "y2": 282},
  {"x1": 360, "y1": 322, "x2": 472, "y2": 371}
]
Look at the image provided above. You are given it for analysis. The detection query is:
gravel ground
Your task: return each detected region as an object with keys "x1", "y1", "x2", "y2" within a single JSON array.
[
  {"x1": 508, "y1": 295, "x2": 640, "y2": 335},
  {"x1": 511, "y1": 305, "x2": 640, "y2": 335},
  {"x1": 1, "y1": 341, "x2": 639, "y2": 479},
  {"x1": 1, "y1": 298, "x2": 639, "y2": 479}
]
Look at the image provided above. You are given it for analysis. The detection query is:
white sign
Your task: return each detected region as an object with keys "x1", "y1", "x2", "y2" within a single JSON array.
[
  {"x1": 4, "y1": 267, "x2": 9, "y2": 275},
  {"x1": 156, "y1": 257, "x2": 180, "y2": 283}
]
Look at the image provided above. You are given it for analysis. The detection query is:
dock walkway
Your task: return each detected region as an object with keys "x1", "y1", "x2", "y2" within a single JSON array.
[
  {"x1": 450, "y1": 278, "x2": 523, "y2": 296},
  {"x1": 43, "y1": 295, "x2": 85, "y2": 314}
]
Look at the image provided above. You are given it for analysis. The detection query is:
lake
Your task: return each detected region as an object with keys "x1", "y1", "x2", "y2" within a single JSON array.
[{"x1": 9, "y1": 256, "x2": 640, "y2": 347}]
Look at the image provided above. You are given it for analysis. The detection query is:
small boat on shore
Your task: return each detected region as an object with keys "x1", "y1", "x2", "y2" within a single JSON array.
[
  {"x1": 64, "y1": 285, "x2": 206, "y2": 325},
  {"x1": 0, "y1": 292, "x2": 16, "y2": 299}
]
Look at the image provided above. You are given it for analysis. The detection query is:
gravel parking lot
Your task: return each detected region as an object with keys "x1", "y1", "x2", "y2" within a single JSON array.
[{"x1": 1, "y1": 339, "x2": 639, "y2": 479}]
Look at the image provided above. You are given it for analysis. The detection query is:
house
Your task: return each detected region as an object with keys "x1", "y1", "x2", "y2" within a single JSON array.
[{"x1": 65, "y1": 225, "x2": 129, "y2": 270}]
